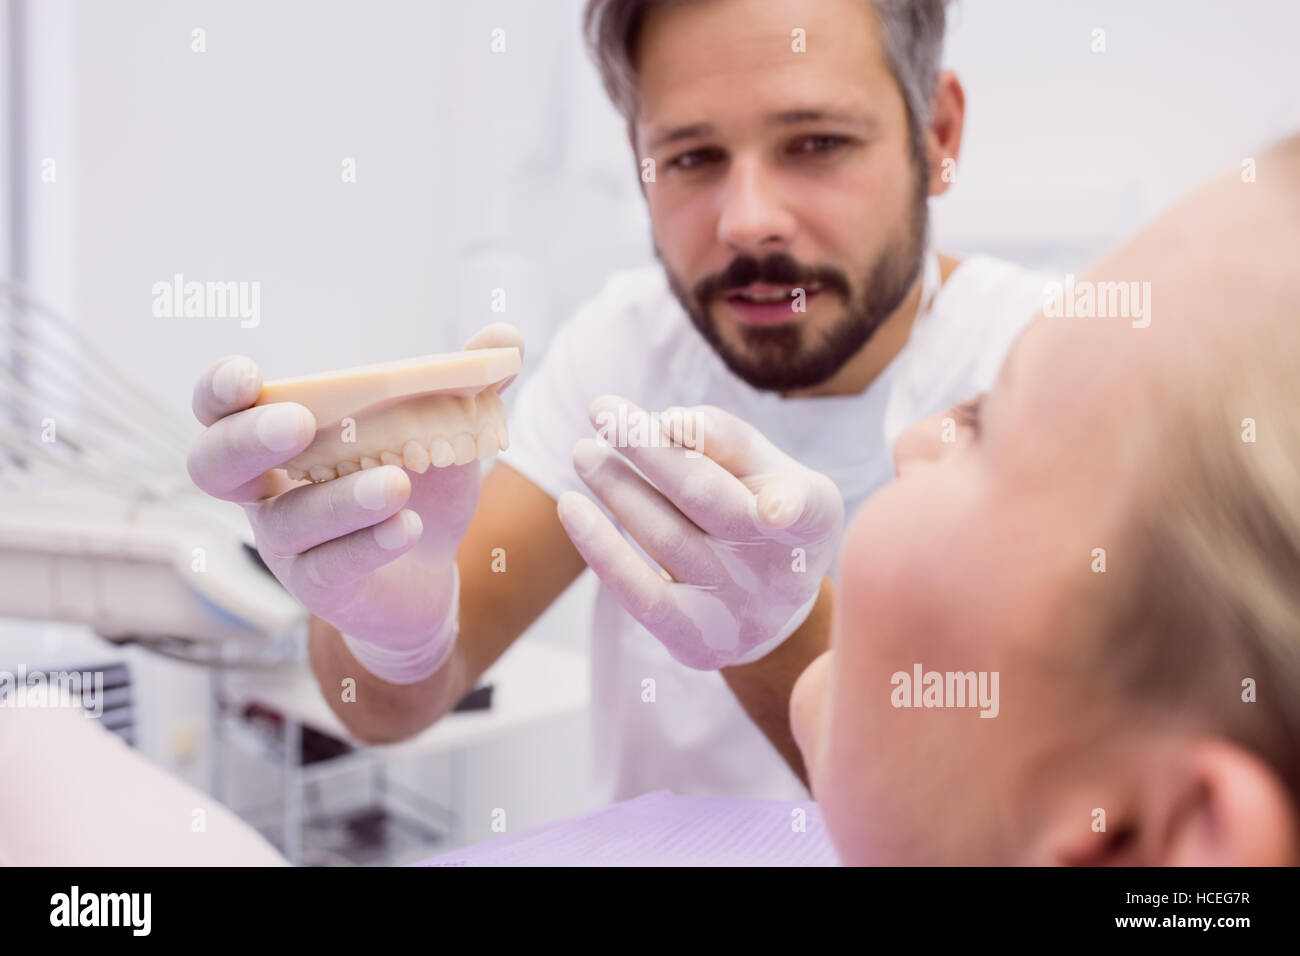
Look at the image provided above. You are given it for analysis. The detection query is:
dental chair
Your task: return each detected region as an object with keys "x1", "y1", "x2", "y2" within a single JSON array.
[{"x1": 0, "y1": 284, "x2": 300, "y2": 865}]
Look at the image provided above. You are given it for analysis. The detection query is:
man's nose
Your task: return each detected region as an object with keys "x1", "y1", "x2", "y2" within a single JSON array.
[
  {"x1": 716, "y1": 155, "x2": 796, "y2": 255},
  {"x1": 891, "y1": 410, "x2": 953, "y2": 477}
]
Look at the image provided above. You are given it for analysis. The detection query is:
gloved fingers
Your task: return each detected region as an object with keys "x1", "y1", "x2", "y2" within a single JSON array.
[
  {"x1": 660, "y1": 401, "x2": 790, "y2": 477},
  {"x1": 587, "y1": 395, "x2": 759, "y2": 541},
  {"x1": 405, "y1": 456, "x2": 483, "y2": 554},
  {"x1": 666, "y1": 401, "x2": 844, "y2": 540},
  {"x1": 286, "y1": 509, "x2": 423, "y2": 599},
  {"x1": 249, "y1": 465, "x2": 411, "y2": 557},
  {"x1": 571, "y1": 439, "x2": 728, "y2": 586},
  {"x1": 462, "y1": 322, "x2": 525, "y2": 394},
  {"x1": 556, "y1": 491, "x2": 685, "y2": 632},
  {"x1": 187, "y1": 402, "x2": 317, "y2": 502},
  {"x1": 192, "y1": 354, "x2": 263, "y2": 426},
  {"x1": 461, "y1": 321, "x2": 523, "y2": 355},
  {"x1": 751, "y1": 469, "x2": 845, "y2": 540}
]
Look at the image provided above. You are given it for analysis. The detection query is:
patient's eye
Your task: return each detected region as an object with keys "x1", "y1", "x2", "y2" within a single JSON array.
[{"x1": 953, "y1": 395, "x2": 984, "y2": 437}]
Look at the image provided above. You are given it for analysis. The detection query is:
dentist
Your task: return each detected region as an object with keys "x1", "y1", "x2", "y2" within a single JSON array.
[{"x1": 188, "y1": 0, "x2": 1047, "y2": 805}]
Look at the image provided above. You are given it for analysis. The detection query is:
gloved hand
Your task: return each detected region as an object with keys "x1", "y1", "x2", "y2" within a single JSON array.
[
  {"x1": 556, "y1": 395, "x2": 844, "y2": 670},
  {"x1": 186, "y1": 323, "x2": 523, "y2": 683}
]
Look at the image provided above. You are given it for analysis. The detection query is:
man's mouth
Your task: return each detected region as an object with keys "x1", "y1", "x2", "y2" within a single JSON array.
[{"x1": 722, "y1": 282, "x2": 823, "y2": 324}]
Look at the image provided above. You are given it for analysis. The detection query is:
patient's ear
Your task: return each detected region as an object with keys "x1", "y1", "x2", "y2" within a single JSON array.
[
  {"x1": 1152, "y1": 742, "x2": 1298, "y2": 866},
  {"x1": 1046, "y1": 741, "x2": 1298, "y2": 866}
]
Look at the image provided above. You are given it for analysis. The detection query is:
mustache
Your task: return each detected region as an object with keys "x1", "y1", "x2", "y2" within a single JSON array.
[{"x1": 693, "y1": 252, "x2": 852, "y2": 303}]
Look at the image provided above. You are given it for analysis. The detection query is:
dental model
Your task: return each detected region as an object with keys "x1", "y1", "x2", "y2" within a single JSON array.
[{"x1": 254, "y1": 347, "x2": 521, "y2": 482}]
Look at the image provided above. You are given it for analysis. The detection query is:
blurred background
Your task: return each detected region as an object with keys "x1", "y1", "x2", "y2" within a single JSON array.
[{"x1": 1, "y1": 0, "x2": 1297, "y2": 863}]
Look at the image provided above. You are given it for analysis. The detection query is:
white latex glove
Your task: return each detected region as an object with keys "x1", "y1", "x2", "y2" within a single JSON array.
[
  {"x1": 186, "y1": 324, "x2": 523, "y2": 683},
  {"x1": 556, "y1": 395, "x2": 844, "y2": 670}
]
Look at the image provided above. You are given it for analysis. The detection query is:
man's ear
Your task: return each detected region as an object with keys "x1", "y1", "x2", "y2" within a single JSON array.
[
  {"x1": 627, "y1": 120, "x2": 649, "y2": 199},
  {"x1": 1044, "y1": 740, "x2": 1299, "y2": 866},
  {"x1": 924, "y1": 70, "x2": 965, "y2": 198}
]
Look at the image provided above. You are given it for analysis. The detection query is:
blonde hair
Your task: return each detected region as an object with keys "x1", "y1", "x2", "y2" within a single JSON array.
[{"x1": 1113, "y1": 327, "x2": 1300, "y2": 805}]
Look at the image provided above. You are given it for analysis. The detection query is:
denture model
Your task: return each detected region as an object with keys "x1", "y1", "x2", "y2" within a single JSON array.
[{"x1": 253, "y1": 347, "x2": 521, "y2": 482}]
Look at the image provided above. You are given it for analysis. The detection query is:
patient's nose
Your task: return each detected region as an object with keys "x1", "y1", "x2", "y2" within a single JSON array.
[{"x1": 892, "y1": 408, "x2": 956, "y2": 477}]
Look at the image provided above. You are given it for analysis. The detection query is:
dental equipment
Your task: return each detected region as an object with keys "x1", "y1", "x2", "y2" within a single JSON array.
[{"x1": 0, "y1": 283, "x2": 304, "y2": 659}]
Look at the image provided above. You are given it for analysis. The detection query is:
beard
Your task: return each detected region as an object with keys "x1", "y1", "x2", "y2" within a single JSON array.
[{"x1": 661, "y1": 161, "x2": 930, "y2": 393}]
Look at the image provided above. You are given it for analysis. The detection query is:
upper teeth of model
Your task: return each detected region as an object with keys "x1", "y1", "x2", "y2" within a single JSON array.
[{"x1": 281, "y1": 389, "x2": 510, "y2": 483}]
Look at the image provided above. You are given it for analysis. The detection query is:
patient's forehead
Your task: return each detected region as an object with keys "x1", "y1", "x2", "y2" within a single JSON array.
[{"x1": 1010, "y1": 310, "x2": 1154, "y2": 407}]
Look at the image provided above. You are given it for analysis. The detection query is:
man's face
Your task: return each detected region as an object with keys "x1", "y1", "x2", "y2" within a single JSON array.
[{"x1": 634, "y1": 0, "x2": 930, "y2": 392}]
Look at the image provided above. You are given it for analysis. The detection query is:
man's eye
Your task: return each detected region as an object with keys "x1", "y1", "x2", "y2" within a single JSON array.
[
  {"x1": 668, "y1": 147, "x2": 724, "y2": 171},
  {"x1": 790, "y1": 134, "x2": 848, "y2": 156}
]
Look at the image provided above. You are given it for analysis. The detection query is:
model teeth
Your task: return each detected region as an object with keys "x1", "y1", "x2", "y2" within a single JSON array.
[
  {"x1": 285, "y1": 388, "x2": 510, "y2": 482},
  {"x1": 294, "y1": 435, "x2": 510, "y2": 482},
  {"x1": 452, "y1": 433, "x2": 477, "y2": 466},
  {"x1": 430, "y1": 436, "x2": 455, "y2": 467},
  {"x1": 476, "y1": 429, "x2": 499, "y2": 458},
  {"x1": 402, "y1": 439, "x2": 431, "y2": 474}
]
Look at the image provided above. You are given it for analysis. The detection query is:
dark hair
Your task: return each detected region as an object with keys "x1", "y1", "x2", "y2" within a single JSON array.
[{"x1": 582, "y1": 0, "x2": 952, "y2": 152}]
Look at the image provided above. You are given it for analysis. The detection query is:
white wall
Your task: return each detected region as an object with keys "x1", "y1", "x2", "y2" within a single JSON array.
[
  {"x1": 59, "y1": 0, "x2": 1300, "y2": 406},
  {"x1": 936, "y1": 0, "x2": 1300, "y2": 268},
  {"x1": 11, "y1": 0, "x2": 79, "y2": 314},
  {"x1": 71, "y1": 0, "x2": 650, "y2": 414}
]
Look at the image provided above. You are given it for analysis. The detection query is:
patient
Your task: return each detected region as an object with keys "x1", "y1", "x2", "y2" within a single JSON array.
[
  {"x1": 0, "y1": 701, "x2": 287, "y2": 865},
  {"x1": 791, "y1": 134, "x2": 1300, "y2": 865}
]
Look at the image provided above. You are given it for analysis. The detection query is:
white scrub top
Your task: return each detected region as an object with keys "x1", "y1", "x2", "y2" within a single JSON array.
[{"x1": 499, "y1": 252, "x2": 1049, "y2": 805}]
